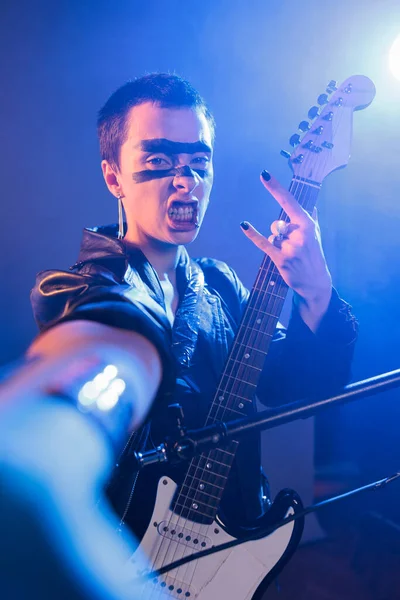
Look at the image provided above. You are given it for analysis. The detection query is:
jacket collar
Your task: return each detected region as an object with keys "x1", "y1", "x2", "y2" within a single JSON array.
[
  {"x1": 75, "y1": 224, "x2": 206, "y2": 371},
  {"x1": 75, "y1": 224, "x2": 194, "y2": 288}
]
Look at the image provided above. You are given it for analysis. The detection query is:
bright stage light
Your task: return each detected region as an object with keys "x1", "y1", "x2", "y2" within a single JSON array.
[{"x1": 389, "y1": 34, "x2": 400, "y2": 80}]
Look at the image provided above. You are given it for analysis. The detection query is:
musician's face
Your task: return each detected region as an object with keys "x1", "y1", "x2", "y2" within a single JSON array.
[{"x1": 103, "y1": 102, "x2": 214, "y2": 247}]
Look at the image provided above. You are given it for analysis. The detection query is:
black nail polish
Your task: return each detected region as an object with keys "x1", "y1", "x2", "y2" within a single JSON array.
[
  {"x1": 261, "y1": 170, "x2": 271, "y2": 182},
  {"x1": 240, "y1": 221, "x2": 249, "y2": 230}
]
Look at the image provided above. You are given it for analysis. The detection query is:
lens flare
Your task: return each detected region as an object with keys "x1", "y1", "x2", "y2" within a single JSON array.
[{"x1": 389, "y1": 35, "x2": 400, "y2": 80}]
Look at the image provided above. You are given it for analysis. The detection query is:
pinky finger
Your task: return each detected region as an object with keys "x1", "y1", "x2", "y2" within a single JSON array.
[{"x1": 240, "y1": 221, "x2": 280, "y2": 259}]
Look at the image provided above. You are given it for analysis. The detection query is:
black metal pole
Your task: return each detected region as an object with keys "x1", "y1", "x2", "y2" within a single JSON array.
[
  {"x1": 172, "y1": 368, "x2": 400, "y2": 461},
  {"x1": 133, "y1": 368, "x2": 400, "y2": 467}
]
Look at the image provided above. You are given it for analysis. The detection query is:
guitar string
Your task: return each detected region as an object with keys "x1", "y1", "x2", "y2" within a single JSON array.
[
  {"x1": 145, "y1": 231, "x2": 289, "y2": 597},
  {"x1": 155, "y1": 173, "x2": 322, "y2": 597},
  {"x1": 152, "y1": 176, "x2": 310, "y2": 588},
  {"x1": 169, "y1": 167, "x2": 326, "y2": 597},
  {"x1": 170, "y1": 180, "x2": 319, "y2": 597},
  {"x1": 179, "y1": 120, "x2": 337, "y2": 584},
  {"x1": 147, "y1": 92, "x2": 344, "y2": 596},
  {"x1": 148, "y1": 192, "x2": 311, "y2": 599},
  {"x1": 177, "y1": 102, "x2": 345, "y2": 590}
]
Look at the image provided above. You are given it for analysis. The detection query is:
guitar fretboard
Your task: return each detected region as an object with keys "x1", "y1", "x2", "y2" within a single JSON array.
[{"x1": 172, "y1": 177, "x2": 321, "y2": 524}]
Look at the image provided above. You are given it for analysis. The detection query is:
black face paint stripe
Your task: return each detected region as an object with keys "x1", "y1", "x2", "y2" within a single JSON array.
[
  {"x1": 132, "y1": 169, "x2": 175, "y2": 183},
  {"x1": 139, "y1": 139, "x2": 212, "y2": 155},
  {"x1": 132, "y1": 166, "x2": 207, "y2": 184}
]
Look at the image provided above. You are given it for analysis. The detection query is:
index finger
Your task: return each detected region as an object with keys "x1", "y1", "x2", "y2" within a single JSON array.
[{"x1": 260, "y1": 170, "x2": 308, "y2": 223}]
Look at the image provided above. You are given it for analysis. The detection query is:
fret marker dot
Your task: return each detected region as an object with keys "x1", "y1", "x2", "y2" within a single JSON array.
[
  {"x1": 192, "y1": 503, "x2": 198, "y2": 510},
  {"x1": 218, "y1": 395, "x2": 224, "y2": 401},
  {"x1": 269, "y1": 281, "x2": 276, "y2": 286},
  {"x1": 256, "y1": 318, "x2": 261, "y2": 324},
  {"x1": 199, "y1": 483, "x2": 205, "y2": 490},
  {"x1": 244, "y1": 353, "x2": 250, "y2": 359},
  {"x1": 239, "y1": 402, "x2": 244, "y2": 409},
  {"x1": 206, "y1": 462, "x2": 212, "y2": 469}
]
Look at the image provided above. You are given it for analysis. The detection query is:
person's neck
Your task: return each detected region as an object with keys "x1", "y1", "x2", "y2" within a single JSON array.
[{"x1": 123, "y1": 233, "x2": 181, "y2": 283}]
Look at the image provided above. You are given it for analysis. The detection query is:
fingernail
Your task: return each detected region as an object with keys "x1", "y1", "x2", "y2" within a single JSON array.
[
  {"x1": 240, "y1": 221, "x2": 249, "y2": 230},
  {"x1": 261, "y1": 170, "x2": 271, "y2": 182}
]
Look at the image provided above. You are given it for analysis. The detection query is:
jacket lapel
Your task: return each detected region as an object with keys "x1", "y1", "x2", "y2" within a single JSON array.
[{"x1": 172, "y1": 250, "x2": 205, "y2": 369}]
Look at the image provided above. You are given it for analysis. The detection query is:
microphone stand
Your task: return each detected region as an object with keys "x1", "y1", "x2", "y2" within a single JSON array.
[{"x1": 133, "y1": 368, "x2": 400, "y2": 468}]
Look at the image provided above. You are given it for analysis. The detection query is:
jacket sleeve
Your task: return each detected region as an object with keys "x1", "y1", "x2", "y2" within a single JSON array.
[
  {"x1": 256, "y1": 288, "x2": 358, "y2": 407},
  {"x1": 30, "y1": 267, "x2": 175, "y2": 394},
  {"x1": 195, "y1": 260, "x2": 357, "y2": 406}
]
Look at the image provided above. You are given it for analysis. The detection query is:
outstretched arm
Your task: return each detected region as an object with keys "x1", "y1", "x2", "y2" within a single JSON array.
[{"x1": 0, "y1": 320, "x2": 163, "y2": 600}]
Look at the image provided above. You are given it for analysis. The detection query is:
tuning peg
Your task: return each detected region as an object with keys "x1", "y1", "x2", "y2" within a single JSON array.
[
  {"x1": 298, "y1": 120, "x2": 310, "y2": 132},
  {"x1": 289, "y1": 134, "x2": 301, "y2": 147},
  {"x1": 326, "y1": 80, "x2": 338, "y2": 93},
  {"x1": 280, "y1": 150, "x2": 291, "y2": 159},
  {"x1": 308, "y1": 106, "x2": 320, "y2": 119},
  {"x1": 317, "y1": 93, "x2": 329, "y2": 105}
]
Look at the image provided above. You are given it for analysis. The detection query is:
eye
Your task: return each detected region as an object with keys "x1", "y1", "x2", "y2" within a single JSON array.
[
  {"x1": 146, "y1": 155, "x2": 172, "y2": 168},
  {"x1": 192, "y1": 156, "x2": 210, "y2": 165}
]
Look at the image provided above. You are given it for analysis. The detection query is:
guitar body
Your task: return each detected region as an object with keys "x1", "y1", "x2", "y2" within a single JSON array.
[{"x1": 129, "y1": 476, "x2": 303, "y2": 599}]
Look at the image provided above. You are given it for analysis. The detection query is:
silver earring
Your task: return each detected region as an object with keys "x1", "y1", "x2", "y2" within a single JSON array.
[{"x1": 117, "y1": 193, "x2": 125, "y2": 240}]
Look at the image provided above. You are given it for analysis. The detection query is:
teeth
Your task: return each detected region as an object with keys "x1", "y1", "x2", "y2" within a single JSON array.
[{"x1": 168, "y1": 205, "x2": 195, "y2": 221}]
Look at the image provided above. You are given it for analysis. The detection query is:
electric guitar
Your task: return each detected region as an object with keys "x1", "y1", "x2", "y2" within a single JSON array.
[{"x1": 128, "y1": 75, "x2": 376, "y2": 599}]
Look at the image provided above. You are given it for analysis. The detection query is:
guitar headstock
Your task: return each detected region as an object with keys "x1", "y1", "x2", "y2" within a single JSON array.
[{"x1": 281, "y1": 75, "x2": 376, "y2": 184}]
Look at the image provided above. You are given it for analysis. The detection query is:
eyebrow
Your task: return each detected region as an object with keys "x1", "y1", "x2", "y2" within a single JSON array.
[{"x1": 138, "y1": 138, "x2": 212, "y2": 155}]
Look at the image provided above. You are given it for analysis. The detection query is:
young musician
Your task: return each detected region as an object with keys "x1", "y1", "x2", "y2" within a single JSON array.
[{"x1": 30, "y1": 73, "x2": 358, "y2": 540}]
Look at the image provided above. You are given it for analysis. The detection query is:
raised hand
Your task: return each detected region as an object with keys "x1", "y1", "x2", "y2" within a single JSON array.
[{"x1": 240, "y1": 171, "x2": 333, "y2": 332}]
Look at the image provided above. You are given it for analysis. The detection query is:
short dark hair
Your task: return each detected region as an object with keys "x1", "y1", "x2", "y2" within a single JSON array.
[{"x1": 97, "y1": 73, "x2": 215, "y2": 171}]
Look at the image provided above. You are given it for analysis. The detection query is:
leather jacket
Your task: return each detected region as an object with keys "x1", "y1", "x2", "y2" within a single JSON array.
[{"x1": 31, "y1": 224, "x2": 358, "y2": 536}]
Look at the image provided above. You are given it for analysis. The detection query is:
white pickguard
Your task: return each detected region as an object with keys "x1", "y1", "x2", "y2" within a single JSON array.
[{"x1": 126, "y1": 476, "x2": 294, "y2": 600}]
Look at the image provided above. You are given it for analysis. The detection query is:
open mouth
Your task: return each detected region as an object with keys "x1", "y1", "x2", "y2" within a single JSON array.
[{"x1": 167, "y1": 201, "x2": 199, "y2": 228}]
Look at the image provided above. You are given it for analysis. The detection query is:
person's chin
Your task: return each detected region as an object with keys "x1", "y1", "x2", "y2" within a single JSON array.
[{"x1": 169, "y1": 227, "x2": 199, "y2": 245}]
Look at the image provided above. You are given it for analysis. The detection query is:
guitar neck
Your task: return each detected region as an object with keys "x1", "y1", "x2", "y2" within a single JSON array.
[
  {"x1": 209, "y1": 176, "x2": 321, "y2": 423},
  {"x1": 172, "y1": 177, "x2": 321, "y2": 524}
]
